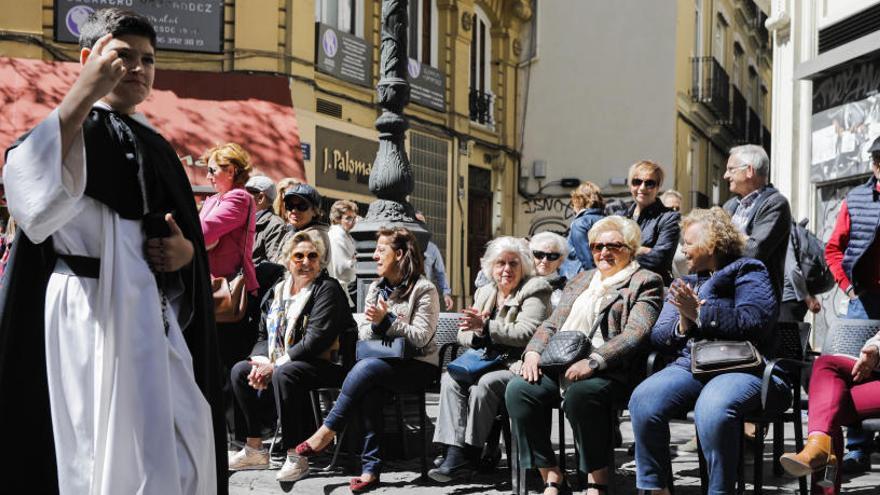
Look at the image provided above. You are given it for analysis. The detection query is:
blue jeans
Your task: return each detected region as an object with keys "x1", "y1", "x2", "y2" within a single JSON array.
[
  {"x1": 629, "y1": 365, "x2": 791, "y2": 495},
  {"x1": 323, "y1": 357, "x2": 436, "y2": 476},
  {"x1": 845, "y1": 290, "x2": 880, "y2": 454}
]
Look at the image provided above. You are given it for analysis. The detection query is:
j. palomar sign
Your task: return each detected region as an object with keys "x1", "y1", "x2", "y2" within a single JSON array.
[{"x1": 315, "y1": 127, "x2": 377, "y2": 196}]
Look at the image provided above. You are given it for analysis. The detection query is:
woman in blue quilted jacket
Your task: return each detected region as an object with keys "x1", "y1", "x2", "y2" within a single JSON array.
[{"x1": 628, "y1": 207, "x2": 792, "y2": 495}]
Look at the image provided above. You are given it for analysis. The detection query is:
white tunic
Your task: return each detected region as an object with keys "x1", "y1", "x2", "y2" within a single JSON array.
[{"x1": 3, "y1": 108, "x2": 216, "y2": 495}]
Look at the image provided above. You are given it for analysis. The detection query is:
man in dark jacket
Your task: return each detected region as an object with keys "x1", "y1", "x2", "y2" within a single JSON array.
[
  {"x1": 722, "y1": 144, "x2": 792, "y2": 302},
  {"x1": 823, "y1": 136, "x2": 880, "y2": 473},
  {"x1": 246, "y1": 175, "x2": 286, "y2": 266}
]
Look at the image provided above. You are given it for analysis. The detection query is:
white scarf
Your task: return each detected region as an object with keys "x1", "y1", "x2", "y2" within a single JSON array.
[{"x1": 560, "y1": 261, "x2": 640, "y2": 348}]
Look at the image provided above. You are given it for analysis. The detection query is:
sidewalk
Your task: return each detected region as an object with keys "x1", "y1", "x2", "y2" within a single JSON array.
[{"x1": 229, "y1": 394, "x2": 880, "y2": 494}]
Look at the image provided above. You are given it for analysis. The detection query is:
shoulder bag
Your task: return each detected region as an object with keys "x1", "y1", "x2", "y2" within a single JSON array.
[
  {"x1": 212, "y1": 198, "x2": 253, "y2": 323},
  {"x1": 539, "y1": 311, "x2": 604, "y2": 373},
  {"x1": 446, "y1": 347, "x2": 506, "y2": 386},
  {"x1": 690, "y1": 339, "x2": 764, "y2": 381}
]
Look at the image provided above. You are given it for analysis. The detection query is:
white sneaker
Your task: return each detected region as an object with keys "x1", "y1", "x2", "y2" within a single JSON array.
[
  {"x1": 228, "y1": 446, "x2": 270, "y2": 471},
  {"x1": 276, "y1": 454, "x2": 310, "y2": 482}
]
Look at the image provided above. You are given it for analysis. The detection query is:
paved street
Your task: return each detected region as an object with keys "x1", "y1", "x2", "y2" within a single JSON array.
[{"x1": 229, "y1": 393, "x2": 880, "y2": 494}]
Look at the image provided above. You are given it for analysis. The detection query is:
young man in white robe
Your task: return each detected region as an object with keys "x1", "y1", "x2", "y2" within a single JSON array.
[{"x1": 0, "y1": 8, "x2": 227, "y2": 494}]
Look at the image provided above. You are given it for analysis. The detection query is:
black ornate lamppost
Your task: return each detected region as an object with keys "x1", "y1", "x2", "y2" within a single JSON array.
[{"x1": 349, "y1": 0, "x2": 429, "y2": 309}]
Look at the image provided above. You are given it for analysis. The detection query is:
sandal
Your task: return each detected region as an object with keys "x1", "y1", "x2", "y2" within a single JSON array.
[
  {"x1": 544, "y1": 480, "x2": 572, "y2": 495},
  {"x1": 586, "y1": 482, "x2": 608, "y2": 493}
]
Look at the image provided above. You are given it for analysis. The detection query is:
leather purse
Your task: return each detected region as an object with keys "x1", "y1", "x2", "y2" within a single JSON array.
[
  {"x1": 212, "y1": 274, "x2": 248, "y2": 323},
  {"x1": 539, "y1": 312, "x2": 604, "y2": 373},
  {"x1": 356, "y1": 336, "x2": 417, "y2": 361},
  {"x1": 690, "y1": 339, "x2": 764, "y2": 380},
  {"x1": 446, "y1": 348, "x2": 506, "y2": 386}
]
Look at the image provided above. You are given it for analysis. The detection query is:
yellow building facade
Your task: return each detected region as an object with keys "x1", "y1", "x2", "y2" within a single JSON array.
[
  {"x1": 674, "y1": 0, "x2": 773, "y2": 211},
  {"x1": 0, "y1": 0, "x2": 533, "y2": 303}
]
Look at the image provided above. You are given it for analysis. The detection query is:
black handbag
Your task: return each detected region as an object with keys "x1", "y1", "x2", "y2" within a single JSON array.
[
  {"x1": 356, "y1": 336, "x2": 417, "y2": 361},
  {"x1": 539, "y1": 315, "x2": 603, "y2": 373},
  {"x1": 690, "y1": 339, "x2": 764, "y2": 380}
]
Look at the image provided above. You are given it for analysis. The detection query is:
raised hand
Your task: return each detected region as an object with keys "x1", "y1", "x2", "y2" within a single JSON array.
[{"x1": 365, "y1": 298, "x2": 389, "y2": 323}]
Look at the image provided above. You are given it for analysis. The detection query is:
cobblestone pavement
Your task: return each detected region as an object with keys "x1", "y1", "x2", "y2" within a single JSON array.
[{"x1": 229, "y1": 394, "x2": 880, "y2": 494}]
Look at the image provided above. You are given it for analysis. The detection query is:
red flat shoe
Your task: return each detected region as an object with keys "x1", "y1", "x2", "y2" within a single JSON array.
[
  {"x1": 349, "y1": 476, "x2": 380, "y2": 493},
  {"x1": 294, "y1": 440, "x2": 325, "y2": 457}
]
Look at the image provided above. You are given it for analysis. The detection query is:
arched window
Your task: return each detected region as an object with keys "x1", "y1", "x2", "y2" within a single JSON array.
[{"x1": 469, "y1": 6, "x2": 493, "y2": 126}]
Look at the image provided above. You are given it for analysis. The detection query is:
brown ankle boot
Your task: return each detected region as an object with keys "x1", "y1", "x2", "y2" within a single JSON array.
[{"x1": 779, "y1": 433, "x2": 837, "y2": 478}]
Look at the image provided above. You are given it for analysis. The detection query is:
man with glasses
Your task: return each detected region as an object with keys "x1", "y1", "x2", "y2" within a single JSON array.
[
  {"x1": 823, "y1": 136, "x2": 880, "y2": 474},
  {"x1": 722, "y1": 144, "x2": 792, "y2": 301}
]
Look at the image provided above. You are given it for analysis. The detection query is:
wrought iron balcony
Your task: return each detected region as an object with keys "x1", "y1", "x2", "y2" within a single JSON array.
[
  {"x1": 469, "y1": 88, "x2": 494, "y2": 126},
  {"x1": 690, "y1": 57, "x2": 730, "y2": 120},
  {"x1": 748, "y1": 108, "x2": 762, "y2": 144},
  {"x1": 732, "y1": 87, "x2": 748, "y2": 142}
]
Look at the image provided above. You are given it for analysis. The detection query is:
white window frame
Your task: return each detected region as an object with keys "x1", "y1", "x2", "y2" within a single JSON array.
[
  {"x1": 315, "y1": 0, "x2": 364, "y2": 38},
  {"x1": 694, "y1": 0, "x2": 704, "y2": 57},
  {"x1": 408, "y1": 0, "x2": 439, "y2": 67},
  {"x1": 713, "y1": 14, "x2": 727, "y2": 67},
  {"x1": 471, "y1": 6, "x2": 492, "y2": 95}
]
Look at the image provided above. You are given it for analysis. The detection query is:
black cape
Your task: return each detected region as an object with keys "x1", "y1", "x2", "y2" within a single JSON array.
[{"x1": 0, "y1": 109, "x2": 228, "y2": 493}]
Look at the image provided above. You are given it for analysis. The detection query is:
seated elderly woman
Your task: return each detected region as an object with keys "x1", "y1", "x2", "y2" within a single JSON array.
[
  {"x1": 429, "y1": 236, "x2": 552, "y2": 483},
  {"x1": 628, "y1": 207, "x2": 791, "y2": 495},
  {"x1": 530, "y1": 232, "x2": 569, "y2": 309},
  {"x1": 227, "y1": 231, "x2": 355, "y2": 482},
  {"x1": 506, "y1": 216, "x2": 664, "y2": 495},
  {"x1": 294, "y1": 227, "x2": 439, "y2": 493},
  {"x1": 778, "y1": 333, "x2": 880, "y2": 493}
]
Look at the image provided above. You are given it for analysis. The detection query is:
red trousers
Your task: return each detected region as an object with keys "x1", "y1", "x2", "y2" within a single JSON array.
[{"x1": 806, "y1": 355, "x2": 880, "y2": 494}]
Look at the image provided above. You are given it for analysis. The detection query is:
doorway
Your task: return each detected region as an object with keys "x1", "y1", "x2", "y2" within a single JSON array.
[{"x1": 467, "y1": 166, "x2": 493, "y2": 295}]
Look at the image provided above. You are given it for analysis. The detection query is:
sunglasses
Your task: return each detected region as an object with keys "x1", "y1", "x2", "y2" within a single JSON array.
[
  {"x1": 630, "y1": 178, "x2": 658, "y2": 189},
  {"x1": 590, "y1": 242, "x2": 628, "y2": 253},
  {"x1": 292, "y1": 251, "x2": 320, "y2": 262},
  {"x1": 207, "y1": 166, "x2": 221, "y2": 175},
  {"x1": 532, "y1": 251, "x2": 561, "y2": 261},
  {"x1": 285, "y1": 200, "x2": 312, "y2": 212}
]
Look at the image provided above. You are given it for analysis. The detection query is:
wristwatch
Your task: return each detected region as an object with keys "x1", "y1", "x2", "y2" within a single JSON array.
[{"x1": 587, "y1": 358, "x2": 600, "y2": 371}]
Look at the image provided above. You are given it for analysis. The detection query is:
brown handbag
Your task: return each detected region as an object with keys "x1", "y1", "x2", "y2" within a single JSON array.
[{"x1": 212, "y1": 274, "x2": 248, "y2": 323}]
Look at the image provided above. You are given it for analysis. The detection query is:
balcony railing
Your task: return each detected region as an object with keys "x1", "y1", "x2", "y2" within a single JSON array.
[
  {"x1": 748, "y1": 108, "x2": 762, "y2": 144},
  {"x1": 732, "y1": 87, "x2": 748, "y2": 142},
  {"x1": 469, "y1": 88, "x2": 494, "y2": 126},
  {"x1": 691, "y1": 57, "x2": 730, "y2": 120}
]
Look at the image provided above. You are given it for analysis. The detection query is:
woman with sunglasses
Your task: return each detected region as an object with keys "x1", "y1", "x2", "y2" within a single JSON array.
[
  {"x1": 277, "y1": 183, "x2": 333, "y2": 271},
  {"x1": 429, "y1": 236, "x2": 551, "y2": 483},
  {"x1": 199, "y1": 143, "x2": 259, "y2": 372},
  {"x1": 295, "y1": 227, "x2": 439, "y2": 492},
  {"x1": 506, "y1": 216, "x2": 664, "y2": 495},
  {"x1": 530, "y1": 232, "x2": 570, "y2": 309},
  {"x1": 227, "y1": 231, "x2": 355, "y2": 480},
  {"x1": 624, "y1": 160, "x2": 681, "y2": 285}
]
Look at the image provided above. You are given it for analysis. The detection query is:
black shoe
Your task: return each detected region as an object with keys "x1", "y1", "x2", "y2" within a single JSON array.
[
  {"x1": 433, "y1": 453, "x2": 445, "y2": 468},
  {"x1": 477, "y1": 446, "x2": 502, "y2": 473},
  {"x1": 427, "y1": 445, "x2": 476, "y2": 483}
]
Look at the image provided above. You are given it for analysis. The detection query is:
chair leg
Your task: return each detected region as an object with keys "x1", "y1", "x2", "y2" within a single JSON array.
[
  {"x1": 268, "y1": 419, "x2": 282, "y2": 460},
  {"x1": 510, "y1": 422, "x2": 525, "y2": 495},
  {"x1": 792, "y1": 416, "x2": 807, "y2": 495},
  {"x1": 395, "y1": 394, "x2": 409, "y2": 459},
  {"x1": 558, "y1": 406, "x2": 566, "y2": 474},
  {"x1": 772, "y1": 420, "x2": 784, "y2": 476},
  {"x1": 697, "y1": 434, "x2": 707, "y2": 495},
  {"x1": 419, "y1": 391, "x2": 428, "y2": 481},
  {"x1": 752, "y1": 422, "x2": 765, "y2": 495}
]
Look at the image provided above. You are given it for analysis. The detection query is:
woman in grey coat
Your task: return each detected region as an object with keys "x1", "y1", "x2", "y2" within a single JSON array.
[{"x1": 429, "y1": 236, "x2": 552, "y2": 483}]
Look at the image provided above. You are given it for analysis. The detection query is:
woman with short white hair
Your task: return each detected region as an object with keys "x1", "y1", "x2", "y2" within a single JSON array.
[
  {"x1": 429, "y1": 236, "x2": 552, "y2": 483},
  {"x1": 530, "y1": 231, "x2": 570, "y2": 308}
]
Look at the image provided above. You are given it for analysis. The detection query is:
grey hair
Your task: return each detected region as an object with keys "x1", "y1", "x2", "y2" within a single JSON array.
[
  {"x1": 529, "y1": 231, "x2": 570, "y2": 259},
  {"x1": 480, "y1": 236, "x2": 535, "y2": 280},
  {"x1": 729, "y1": 144, "x2": 770, "y2": 178}
]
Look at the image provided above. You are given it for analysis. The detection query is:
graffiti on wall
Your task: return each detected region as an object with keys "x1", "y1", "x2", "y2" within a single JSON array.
[{"x1": 521, "y1": 197, "x2": 575, "y2": 236}]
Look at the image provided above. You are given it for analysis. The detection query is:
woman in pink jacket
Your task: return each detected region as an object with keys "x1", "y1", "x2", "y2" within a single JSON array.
[{"x1": 199, "y1": 143, "x2": 258, "y2": 371}]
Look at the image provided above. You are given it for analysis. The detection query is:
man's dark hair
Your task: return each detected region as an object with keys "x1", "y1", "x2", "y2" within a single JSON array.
[{"x1": 78, "y1": 8, "x2": 157, "y2": 49}]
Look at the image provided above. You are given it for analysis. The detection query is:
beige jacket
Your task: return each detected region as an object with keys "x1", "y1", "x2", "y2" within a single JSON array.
[
  {"x1": 359, "y1": 276, "x2": 440, "y2": 366},
  {"x1": 458, "y1": 276, "x2": 552, "y2": 371}
]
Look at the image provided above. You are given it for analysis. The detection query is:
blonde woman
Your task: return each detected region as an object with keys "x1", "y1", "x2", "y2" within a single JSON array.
[{"x1": 624, "y1": 160, "x2": 681, "y2": 285}]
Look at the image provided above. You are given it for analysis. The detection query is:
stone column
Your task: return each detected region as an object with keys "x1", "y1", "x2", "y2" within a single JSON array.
[{"x1": 350, "y1": 0, "x2": 430, "y2": 310}]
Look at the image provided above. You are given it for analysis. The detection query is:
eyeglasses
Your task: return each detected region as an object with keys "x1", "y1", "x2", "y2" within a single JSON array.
[
  {"x1": 590, "y1": 242, "x2": 628, "y2": 253},
  {"x1": 532, "y1": 250, "x2": 561, "y2": 261},
  {"x1": 285, "y1": 200, "x2": 312, "y2": 212},
  {"x1": 725, "y1": 164, "x2": 750, "y2": 174},
  {"x1": 292, "y1": 252, "x2": 320, "y2": 263},
  {"x1": 630, "y1": 178, "x2": 658, "y2": 189}
]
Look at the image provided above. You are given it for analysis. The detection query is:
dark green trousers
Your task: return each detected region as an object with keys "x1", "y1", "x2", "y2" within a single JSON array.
[{"x1": 505, "y1": 372, "x2": 627, "y2": 473}]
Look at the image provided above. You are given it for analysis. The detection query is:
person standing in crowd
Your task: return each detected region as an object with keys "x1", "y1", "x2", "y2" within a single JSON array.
[
  {"x1": 780, "y1": 226, "x2": 822, "y2": 322},
  {"x1": 294, "y1": 227, "x2": 439, "y2": 492},
  {"x1": 430, "y1": 236, "x2": 551, "y2": 483},
  {"x1": 823, "y1": 136, "x2": 880, "y2": 474},
  {"x1": 417, "y1": 211, "x2": 455, "y2": 310},
  {"x1": 560, "y1": 181, "x2": 605, "y2": 279},
  {"x1": 507, "y1": 216, "x2": 663, "y2": 495},
  {"x1": 245, "y1": 175, "x2": 286, "y2": 267},
  {"x1": 660, "y1": 190, "x2": 689, "y2": 280},
  {"x1": 624, "y1": 160, "x2": 680, "y2": 285},
  {"x1": 328, "y1": 199, "x2": 359, "y2": 308},
  {"x1": 530, "y1": 232, "x2": 569, "y2": 309},
  {"x1": 1, "y1": 8, "x2": 226, "y2": 493},
  {"x1": 722, "y1": 144, "x2": 792, "y2": 301},
  {"x1": 278, "y1": 183, "x2": 333, "y2": 270}
]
